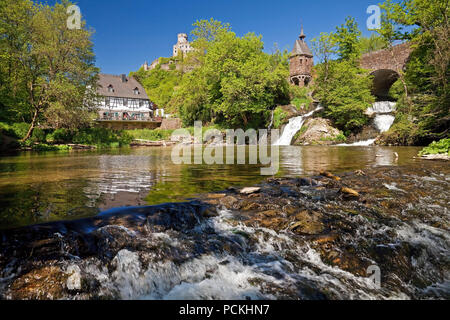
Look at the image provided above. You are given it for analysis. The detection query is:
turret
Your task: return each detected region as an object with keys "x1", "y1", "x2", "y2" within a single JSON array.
[{"x1": 289, "y1": 24, "x2": 314, "y2": 87}]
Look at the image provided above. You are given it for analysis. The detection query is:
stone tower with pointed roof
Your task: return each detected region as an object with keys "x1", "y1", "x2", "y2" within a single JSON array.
[{"x1": 289, "y1": 25, "x2": 314, "y2": 87}]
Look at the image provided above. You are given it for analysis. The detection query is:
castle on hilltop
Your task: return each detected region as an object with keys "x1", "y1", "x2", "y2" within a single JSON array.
[
  {"x1": 289, "y1": 25, "x2": 314, "y2": 87},
  {"x1": 142, "y1": 33, "x2": 194, "y2": 71},
  {"x1": 173, "y1": 33, "x2": 194, "y2": 57}
]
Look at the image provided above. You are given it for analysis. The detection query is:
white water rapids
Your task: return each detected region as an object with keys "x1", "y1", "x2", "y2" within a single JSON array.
[{"x1": 274, "y1": 106, "x2": 323, "y2": 146}]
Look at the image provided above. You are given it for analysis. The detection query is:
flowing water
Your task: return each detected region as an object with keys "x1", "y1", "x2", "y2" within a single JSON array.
[
  {"x1": 339, "y1": 101, "x2": 397, "y2": 146},
  {"x1": 274, "y1": 106, "x2": 322, "y2": 146},
  {"x1": 0, "y1": 146, "x2": 448, "y2": 300}
]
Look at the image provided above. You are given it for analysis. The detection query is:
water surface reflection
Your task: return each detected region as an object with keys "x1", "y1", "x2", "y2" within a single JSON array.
[{"x1": 0, "y1": 146, "x2": 423, "y2": 228}]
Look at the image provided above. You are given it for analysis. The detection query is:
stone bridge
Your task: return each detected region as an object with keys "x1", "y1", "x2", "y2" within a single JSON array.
[{"x1": 360, "y1": 42, "x2": 412, "y2": 99}]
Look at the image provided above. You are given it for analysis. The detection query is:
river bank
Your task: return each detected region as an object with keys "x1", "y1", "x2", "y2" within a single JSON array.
[{"x1": 0, "y1": 162, "x2": 448, "y2": 300}]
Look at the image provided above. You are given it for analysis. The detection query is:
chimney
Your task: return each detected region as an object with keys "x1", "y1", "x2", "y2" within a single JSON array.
[{"x1": 121, "y1": 74, "x2": 127, "y2": 83}]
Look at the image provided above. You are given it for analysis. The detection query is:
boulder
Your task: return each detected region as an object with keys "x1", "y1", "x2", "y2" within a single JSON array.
[
  {"x1": 346, "y1": 125, "x2": 379, "y2": 144},
  {"x1": 293, "y1": 118, "x2": 341, "y2": 145}
]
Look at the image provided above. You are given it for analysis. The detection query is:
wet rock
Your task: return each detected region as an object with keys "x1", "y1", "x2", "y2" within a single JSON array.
[
  {"x1": 203, "y1": 207, "x2": 219, "y2": 218},
  {"x1": 312, "y1": 233, "x2": 339, "y2": 244},
  {"x1": 320, "y1": 171, "x2": 341, "y2": 181},
  {"x1": 340, "y1": 187, "x2": 360, "y2": 198},
  {"x1": 220, "y1": 196, "x2": 238, "y2": 209},
  {"x1": 289, "y1": 210, "x2": 325, "y2": 235},
  {"x1": 8, "y1": 266, "x2": 68, "y2": 300}
]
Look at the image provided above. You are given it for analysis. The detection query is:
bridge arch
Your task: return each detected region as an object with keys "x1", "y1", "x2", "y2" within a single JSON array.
[
  {"x1": 370, "y1": 69, "x2": 399, "y2": 99},
  {"x1": 360, "y1": 43, "x2": 412, "y2": 100}
]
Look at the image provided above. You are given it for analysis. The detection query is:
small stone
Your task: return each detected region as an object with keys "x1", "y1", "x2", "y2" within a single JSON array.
[
  {"x1": 340, "y1": 187, "x2": 360, "y2": 198},
  {"x1": 240, "y1": 187, "x2": 261, "y2": 195},
  {"x1": 313, "y1": 233, "x2": 338, "y2": 244},
  {"x1": 355, "y1": 170, "x2": 366, "y2": 176},
  {"x1": 320, "y1": 171, "x2": 341, "y2": 181}
]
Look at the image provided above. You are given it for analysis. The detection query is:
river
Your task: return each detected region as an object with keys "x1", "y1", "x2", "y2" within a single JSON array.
[
  {"x1": 0, "y1": 146, "x2": 448, "y2": 300},
  {"x1": 0, "y1": 146, "x2": 423, "y2": 229}
]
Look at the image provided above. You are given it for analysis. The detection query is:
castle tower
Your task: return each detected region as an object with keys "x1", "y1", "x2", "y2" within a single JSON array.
[
  {"x1": 289, "y1": 25, "x2": 313, "y2": 87},
  {"x1": 173, "y1": 33, "x2": 194, "y2": 57}
]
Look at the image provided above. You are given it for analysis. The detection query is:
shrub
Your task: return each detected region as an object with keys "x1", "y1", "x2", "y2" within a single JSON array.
[
  {"x1": 125, "y1": 129, "x2": 175, "y2": 141},
  {"x1": 46, "y1": 128, "x2": 74, "y2": 143},
  {"x1": 290, "y1": 86, "x2": 312, "y2": 111},
  {"x1": 419, "y1": 139, "x2": 450, "y2": 156},
  {"x1": 31, "y1": 144, "x2": 72, "y2": 151},
  {"x1": 73, "y1": 128, "x2": 131, "y2": 148},
  {"x1": 272, "y1": 107, "x2": 288, "y2": 129},
  {"x1": 31, "y1": 128, "x2": 46, "y2": 143}
]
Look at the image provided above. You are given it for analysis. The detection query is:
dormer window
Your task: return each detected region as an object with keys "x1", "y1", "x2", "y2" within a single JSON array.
[
  {"x1": 107, "y1": 85, "x2": 114, "y2": 93},
  {"x1": 133, "y1": 87, "x2": 140, "y2": 95}
]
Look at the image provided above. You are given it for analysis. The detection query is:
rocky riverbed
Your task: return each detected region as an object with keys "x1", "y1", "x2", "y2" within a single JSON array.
[{"x1": 0, "y1": 165, "x2": 448, "y2": 300}]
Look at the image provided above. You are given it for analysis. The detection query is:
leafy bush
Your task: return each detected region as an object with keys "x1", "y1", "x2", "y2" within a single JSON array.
[
  {"x1": 125, "y1": 129, "x2": 175, "y2": 141},
  {"x1": 272, "y1": 107, "x2": 288, "y2": 129},
  {"x1": 335, "y1": 132, "x2": 347, "y2": 142},
  {"x1": 46, "y1": 128, "x2": 74, "y2": 143},
  {"x1": 290, "y1": 86, "x2": 312, "y2": 110},
  {"x1": 380, "y1": 113, "x2": 422, "y2": 146},
  {"x1": 31, "y1": 144, "x2": 72, "y2": 151},
  {"x1": 73, "y1": 128, "x2": 132, "y2": 148},
  {"x1": 31, "y1": 128, "x2": 46, "y2": 143},
  {"x1": 11, "y1": 123, "x2": 30, "y2": 139},
  {"x1": 419, "y1": 139, "x2": 450, "y2": 156}
]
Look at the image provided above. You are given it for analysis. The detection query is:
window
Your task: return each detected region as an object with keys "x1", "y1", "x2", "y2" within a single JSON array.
[
  {"x1": 123, "y1": 98, "x2": 128, "y2": 106},
  {"x1": 133, "y1": 88, "x2": 140, "y2": 95},
  {"x1": 107, "y1": 85, "x2": 114, "y2": 93},
  {"x1": 105, "y1": 97, "x2": 110, "y2": 106}
]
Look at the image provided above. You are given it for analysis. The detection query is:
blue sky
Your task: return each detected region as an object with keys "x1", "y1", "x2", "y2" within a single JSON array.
[{"x1": 64, "y1": 0, "x2": 381, "y2": 74}]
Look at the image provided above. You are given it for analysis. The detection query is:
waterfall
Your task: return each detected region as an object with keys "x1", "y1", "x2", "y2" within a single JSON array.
[
  {"x1": 338, "y1": 101, "x2": 396, "y2": 146},
  {"x1": 274, "y1": 106, "x2": 323, "y2": 146},
  {"x1": 268, "y1": 109, "x2": 275, "y2": 131},
  {"x1": 374, "y1": 114, "x2": 395, "y2": 133},
  {"x1": 372, "y1": 101, "x2": 396, "y2": 133},
  {"x1": 367, "y1": 101, "x2": 396, "y2": 115}
]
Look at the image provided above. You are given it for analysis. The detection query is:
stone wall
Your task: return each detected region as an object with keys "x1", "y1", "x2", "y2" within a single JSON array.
[
  {"x1": 160, "y1": 118, "x2": 182, "y2": 130},
  {"x1": 289, "y1": 55, "x2": 313, "y2": 77}
]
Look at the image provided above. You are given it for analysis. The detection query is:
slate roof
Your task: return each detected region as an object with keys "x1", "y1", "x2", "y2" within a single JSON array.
[
  {"x1": 97, "y1": 74, "x2": 149, "y2": 100},
  {"x1": 291, "y1": 39, "x2": 313, "y2": 58}
]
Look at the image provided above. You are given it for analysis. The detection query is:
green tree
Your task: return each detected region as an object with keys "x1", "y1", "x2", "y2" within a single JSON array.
[
  {"x1": 177, "y1": 20, "x2": 289, "y2": 128},
  {"x1": 359, "y1": 34, "x2": 388, "y2": 54},
  {"x1": 0, "y1": 0, "x2": 98, "y2": 140},
  {"x1": 378, "y1": 0, "x2": 449, "y2": 144},
  {"x1": 333, "y1": 17, "x2": 362, "y2": 63},
  {"x1": 312, "y1": 22, "x2": 374, "y2": 133},
  {"x1": 314, "y1": 60, "x2": 374, "y2": 132},
  {"x1": 132, "y1": 66, "x2": 182, "y2": 114}
]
